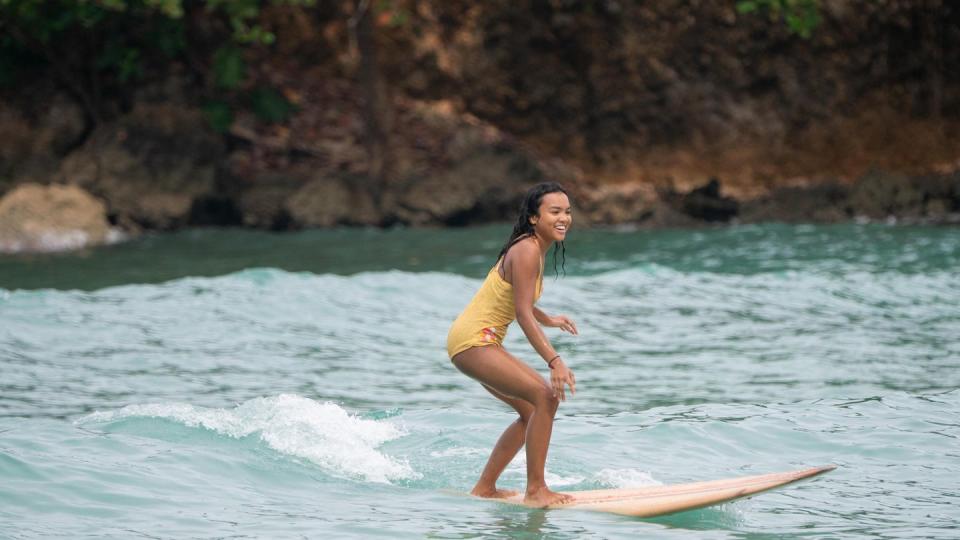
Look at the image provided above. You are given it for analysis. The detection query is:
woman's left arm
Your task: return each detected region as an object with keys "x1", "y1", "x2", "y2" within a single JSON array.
[{"x1": 533, "y1": 306, "x2": 579, "y2": 335}]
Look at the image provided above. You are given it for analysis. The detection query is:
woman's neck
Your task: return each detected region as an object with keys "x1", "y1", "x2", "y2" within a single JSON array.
[{"x1": 531, "y1": 232, "x2": 552, "y2": 256}]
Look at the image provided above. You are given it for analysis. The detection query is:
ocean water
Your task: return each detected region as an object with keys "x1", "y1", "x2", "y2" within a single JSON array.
[{"x1": 1, "y1": 223, "x2": 959, "y2": 539}]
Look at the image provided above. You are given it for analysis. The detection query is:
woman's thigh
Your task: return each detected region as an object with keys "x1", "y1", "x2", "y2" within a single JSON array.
[
  {"x1": 482, "y1": 383, "x2": 535, "y2": 422},
  {"x1": 452, "y1": 346, "x2": 551, "y2": 406}
]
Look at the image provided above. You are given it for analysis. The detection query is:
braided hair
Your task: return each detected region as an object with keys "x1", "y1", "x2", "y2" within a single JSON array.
[{"x1": 496, "y1": 182, "x2": 568, "y2": 277}]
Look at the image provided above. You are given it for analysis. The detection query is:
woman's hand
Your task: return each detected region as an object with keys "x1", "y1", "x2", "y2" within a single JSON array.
[
  {"x1": 550, "y1": 359, "x2": 576, "y2": 401},
  {"x1": 547, "y1": 315, "x2": 579, "y2": 335}
]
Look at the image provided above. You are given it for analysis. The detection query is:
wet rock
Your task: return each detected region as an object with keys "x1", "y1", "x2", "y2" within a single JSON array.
[
  {"x1": 57, "y1": 103, "x2": 223, "y2": 230},
  {"x1": 286, "y1": 175, "x2": 380, "y2": 227},
  {"x1": 655, "y1": 178, "x2": 738, "y2": 225},
  {"x1": 387, "y1": 105, "x2": 543, "y2": 226},
  {"x1": 848, "y1": 169, "x2": 960, "y2": 222},
  {"x1": 233, "y1": 171, "x2": 305, "y2": 229},
  {"x1": 740, "y1": 181, "x2": 851, "y2": 223},
  {"x1": 393, "y1": 147, "x2": 535, "y2": 226},
  {"x1": 0, "y1": 183, "x2": 114, "y2": 253},
  {"x1": 0, "y1": 93, "x2": 86, "y2": 190},
  {"x1": 576, "y1": 182, "x2": 655, "y2": 225},
  {"x1": 915, "y1": 171, "x2": 960, "y2": 222},
  {"x1": 680, "y1": 178, "x2": 739, "y2": 222},
  {"x1": 643, "y1": 199, "x2": 705, "y2": 228},
  {"x1": 848, "y1": 169, "x2": 923, "y2": 220}
]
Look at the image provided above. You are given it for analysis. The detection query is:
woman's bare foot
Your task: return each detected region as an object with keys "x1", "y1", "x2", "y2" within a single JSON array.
[
  {"x1": 471, "y1": 486, "x2": 520, "y2": 499},
  {"x1": 524, "y1": 486, "x2": 574, "y2": 508}
]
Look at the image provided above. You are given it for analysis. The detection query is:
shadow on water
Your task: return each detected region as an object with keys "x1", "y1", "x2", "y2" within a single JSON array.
[
  {"x1": 645, "y1": 504, "x2": 742, "y2": 530},
  {"x1": 430, "y1": 496, "x2": 746, "y2": 539},
  {"x1": 430, "y1": 505, "x2": 596, "y2": 540}
]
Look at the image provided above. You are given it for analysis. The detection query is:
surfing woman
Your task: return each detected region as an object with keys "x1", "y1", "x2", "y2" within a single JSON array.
[{"x1": 447, "y1": 182, "x2": 578, "y2": 508}]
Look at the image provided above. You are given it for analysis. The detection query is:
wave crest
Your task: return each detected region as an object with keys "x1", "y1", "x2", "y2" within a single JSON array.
[{"x1": 78, "y1": 394, "x2": 417, "y2": 484}]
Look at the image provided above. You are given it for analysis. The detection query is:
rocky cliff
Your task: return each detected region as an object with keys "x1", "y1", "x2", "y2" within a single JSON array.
[{"x1": 1, "y1": 1, "x2": 958, "y2": 251}]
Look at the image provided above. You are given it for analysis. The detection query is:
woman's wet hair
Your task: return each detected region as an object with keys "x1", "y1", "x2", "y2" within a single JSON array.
[{"x1": 496, "y1": 182, "x2": 568, "y2": 276}]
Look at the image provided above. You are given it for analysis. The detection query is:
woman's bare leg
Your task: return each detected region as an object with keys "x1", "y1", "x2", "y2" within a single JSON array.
[
  {"x1": 468, "y1": 384, "x2": 533, "y2": 498},
  {"x1": 452, "y1": 346, "x2": 573, "y2": 507}
]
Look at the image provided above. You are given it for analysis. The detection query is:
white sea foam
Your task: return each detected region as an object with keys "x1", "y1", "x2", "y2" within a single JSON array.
[
  {"x1": 594, "y1": 468, "x2": 662, "y2": 488},
  {"x1": 429, "y1": 447, "x2": 487, "y2": 458},
  {"x1": 500, "y1": 454, "x2": 585, "y2": 486},
  {"x1": 545, "y1": 471, "x2": 586, "y2": 486},
  {"x1": 78, "y1": 394, "x2": 417, "y2": 483}
]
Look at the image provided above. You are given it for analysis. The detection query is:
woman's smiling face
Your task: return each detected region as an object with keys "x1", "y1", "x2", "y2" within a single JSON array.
[{"x1": 531, "y1": 192, "x2": 572, "y2": 243}]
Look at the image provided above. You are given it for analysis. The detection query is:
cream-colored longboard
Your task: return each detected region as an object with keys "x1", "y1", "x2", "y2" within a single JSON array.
[{"x1": 499, "y1": 465, "x2": 836, "y2": 517}]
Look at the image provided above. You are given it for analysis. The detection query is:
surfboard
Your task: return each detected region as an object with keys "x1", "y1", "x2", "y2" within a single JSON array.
[{"x1": 498, "y1": 465, "x2": 836, "y2": 517}]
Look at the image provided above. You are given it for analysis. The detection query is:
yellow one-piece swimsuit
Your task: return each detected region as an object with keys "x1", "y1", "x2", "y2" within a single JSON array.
[{"x1": 446, "y1": 256, "x2": 543, "y2": 359}]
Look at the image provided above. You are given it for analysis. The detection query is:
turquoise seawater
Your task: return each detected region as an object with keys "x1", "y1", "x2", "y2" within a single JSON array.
[{"x1": 1, "y1": 223, "x2": 959, "y2": 538}]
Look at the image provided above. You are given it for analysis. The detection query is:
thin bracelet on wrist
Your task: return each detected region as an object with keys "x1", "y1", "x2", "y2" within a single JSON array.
[{"x1": 547, "y1": 355, "x2": 561, "y2": 369}]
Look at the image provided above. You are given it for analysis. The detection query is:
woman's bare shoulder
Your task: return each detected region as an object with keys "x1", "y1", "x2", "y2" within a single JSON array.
[{"x1": 504, "y1": 237, "x2": 540, "y2": 269}]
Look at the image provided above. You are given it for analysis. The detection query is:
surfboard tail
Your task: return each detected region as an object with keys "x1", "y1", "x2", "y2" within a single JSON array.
[
  {"x1": 568, "y1": 465, "x2": 837, "y2": 517},
  {"x1": 498, "y1": 465, "x2": 837, "y2": 518}
]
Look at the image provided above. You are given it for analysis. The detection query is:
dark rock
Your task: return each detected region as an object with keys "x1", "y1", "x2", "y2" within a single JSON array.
[
  {"x1": 384, "y1": 105, "x2": 545, "y2": 226},
  {"x1": 740, "y1": 181, "x2": 851, "y2": 223},
  {"x1": 392, "y1": 147, "x2": 535, "y2": 226},
  {"x1": 234, "y1": 171, "x2": 307, "y2": 229},
  {"x1": 575, "y1": 182, "x2": 655, "y2": 225},
  {"x1": 188, "y1": 195, "x2": 243, "y2": 227},
  {"x1": 644, "y1": 199, "x2": 705, "y2": 229},
  {"x1": 674, "y1": 178, "x2": 739, "y2": 222},
  {"x1": 286, "y1": 175, "x2": 381, "y2": 227},
  {"x1": 57, "y1": 103, "x2": 224, "y2": 230},
  {"x1": 848, "y1": 169, "x2": 922, "y2": 219},
  {"x1": 0, "y1": 93, "x2": 86, "y2": 190},
  {"x1": 848, "y1": 169, "x2": 960, "y2": 222}
]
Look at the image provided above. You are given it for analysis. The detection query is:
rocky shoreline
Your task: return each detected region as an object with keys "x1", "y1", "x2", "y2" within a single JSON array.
[
  {"x1": 2, "y1": 2, "x2": 959, "y2": 253},
  {"x1": 1, "y1": 100, "x2": 958, "y2": 255},
  {"x1": 2, "y1": 92, "x2": 958, "y2": 254}
]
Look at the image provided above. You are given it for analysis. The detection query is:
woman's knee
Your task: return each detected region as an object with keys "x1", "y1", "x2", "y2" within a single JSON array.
[{"x1": 532, "y1": 385, "x2": 560, "y2": 411}]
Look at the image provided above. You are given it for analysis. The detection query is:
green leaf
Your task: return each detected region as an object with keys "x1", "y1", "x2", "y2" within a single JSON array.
[
  {"x1": 213, "y1": 46, "x2": 244, "y2": 89},
  {"x1": 203, "y1": 100, "x2": 234, "y2": 133},
  {"x1": 389, "y1": 11, "x2": 409, "y2": 28},
  {"x1": 250, "y1": 86, "x2": 294, "y2": 123},
  {"x1": 117, "y1": 48, "x2": 143, "y2": 82},
  {"x1": 151, "y1": 18, "x2": 187, "y2": 57},
  {"x1": 145, "y1": 0, "x2": 185, "y2": 18}
]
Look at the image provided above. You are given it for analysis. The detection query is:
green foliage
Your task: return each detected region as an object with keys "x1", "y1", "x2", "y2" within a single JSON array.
[
  {"x1": 250, "y1": 86, "x2": 294, "y2": 123},
  {"x1": 0, "y1": 0, "x2": 317, "y2": 130},
  {"x1": 203, "y1": 100, "x2": 234, "y2": 133},
  {"x1": 737, "y1": 0, "x2": 821, "y2": 38},
  {"x1": 96, "y1": 38, "x2": 143, "y2": 83},
  {"x1": 149, "y1": 17, "x2": 187, "y2": 58},
  {"x1": 213, "y1": 46, "x2": 245, "y2": 90},
  {"x1": 374, "y1": 0, "x2": 410, "y2": 28}
]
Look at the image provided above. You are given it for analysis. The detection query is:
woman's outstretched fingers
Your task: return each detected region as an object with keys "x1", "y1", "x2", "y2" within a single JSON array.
[{"x1": 557, "y1": 316, "x2": 578, "y2": 335}]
